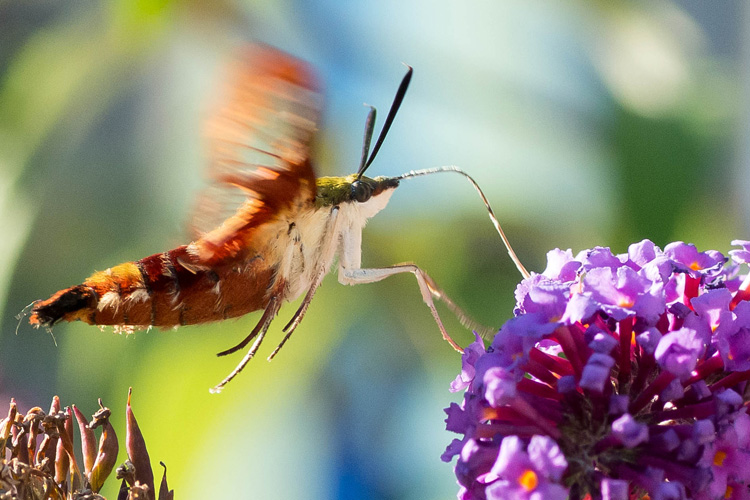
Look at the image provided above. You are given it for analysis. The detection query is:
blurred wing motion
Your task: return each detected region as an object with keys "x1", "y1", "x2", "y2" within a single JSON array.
[
  {"x1": 192, "y1": 45, "x2": 322, "y2": 265},
  {"x1": 29, "y1": 45, "x2": 323, "y2": 330}
]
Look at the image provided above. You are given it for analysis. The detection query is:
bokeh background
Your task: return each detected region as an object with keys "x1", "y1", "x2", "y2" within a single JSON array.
[{"x1": 1, "y1": 1, "x2": 748, "y2": 498}]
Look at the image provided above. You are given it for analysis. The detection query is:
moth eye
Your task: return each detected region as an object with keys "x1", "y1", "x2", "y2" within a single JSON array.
[{"x1": 351, "y1": 180, "x2": 373, "y2": 203}]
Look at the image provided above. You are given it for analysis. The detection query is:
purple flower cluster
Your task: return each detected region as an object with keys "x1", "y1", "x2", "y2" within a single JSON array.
[{"x1": 443, "y1": 240, "x2": 750, "y2": 500}]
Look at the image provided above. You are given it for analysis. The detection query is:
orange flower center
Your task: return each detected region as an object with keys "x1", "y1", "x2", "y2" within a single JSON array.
[
  {"x1": 714, "y1": 450, "x2": 727, "y2": 466},
  {"x1": 618, "y1": 297, "x2": 634, "y2": 308},
  {"x1": 519, "y1": 469, "x2": 538, "y2": 491}
]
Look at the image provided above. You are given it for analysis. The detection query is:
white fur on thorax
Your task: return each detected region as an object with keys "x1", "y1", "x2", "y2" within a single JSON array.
[
  {"x1": 279, "y1": 187, "x2": 396, "y2": 300},
  {"x1": 337, "y1": 188, "x2": 394, "y2": 272}
]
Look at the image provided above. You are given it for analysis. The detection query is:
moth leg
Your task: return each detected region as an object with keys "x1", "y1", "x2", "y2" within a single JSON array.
[
  {"x1": 416, "y1": 273, "x2": 497, "y2": 341},
  {"x1": 210, "y1": 295, "x2": 279, "y2": 394},
  {"x1": 267, "y1": 282, "x2": 318, "y2": 361},
  {"x1": 268, "y1": 207, "x2": 341, "y2": 361},
  {"x1": 217, "y1": 296, "x2": 279, "y2": 356},
  {"x1": 339, "y1": 264, "x2": 466, "y2": 353}
]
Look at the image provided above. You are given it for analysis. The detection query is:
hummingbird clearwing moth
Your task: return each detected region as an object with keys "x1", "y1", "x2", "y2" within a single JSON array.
[{"x1": 28, "y1": 44, "x2": 527, "y2": 393}]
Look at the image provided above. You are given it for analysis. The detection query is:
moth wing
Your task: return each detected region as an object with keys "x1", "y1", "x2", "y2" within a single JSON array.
[{"x1": 190, "y1": 45, "x2": 322, "y2": 266}]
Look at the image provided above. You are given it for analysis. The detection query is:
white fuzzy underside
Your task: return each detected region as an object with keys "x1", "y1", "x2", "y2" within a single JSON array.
[{"x1": 279, "y1": 187, "x2": 395, "y2": 301}]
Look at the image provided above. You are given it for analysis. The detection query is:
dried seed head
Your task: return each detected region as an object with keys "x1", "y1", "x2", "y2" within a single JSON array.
[
  {"x1": 88, "y1": 399, "x2": 111, "y2": 430},
  {"x1": 71, "y1": 489, "x2": 106, "y2": 500},
  {"x1": 3, "y1": 395, "x2": 171, "y2": 499},
  {"x1": 38, "y1": 404, "x2": 66, "y2": 474},
  {"x1": 127, "y1": 481, "x2": 151, "y2": 500},
  {"x1": 116, "y1": 459, "x2": 136, "y2": 486}
]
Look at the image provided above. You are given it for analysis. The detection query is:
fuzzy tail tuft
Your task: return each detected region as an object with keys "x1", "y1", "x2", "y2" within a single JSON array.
[{"x1": 29, "y1": 285, "x2": 97, "y2": 327}]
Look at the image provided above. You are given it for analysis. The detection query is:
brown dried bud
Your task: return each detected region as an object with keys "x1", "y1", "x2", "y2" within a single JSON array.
[
  {"x1": 89, "y1": 399, "x2": 112, "y2": 430},
  {"x1": 56, "y1": 406, "x2": 84, "y2": 489},
  {"x1": 127, "y1": 481, "x2": 151, "y2": 500},
  {"x1": 71, "y1": 489, "x2": 107, "y2": 500},
  {"x1": 50, "y1": 395, "x2": 61, "y2": 414},
  {"x1": 3, "y1": 394, "x2": 172, "y2": 499},
  {"x1": 12, "y1": 411, "x2": 29, "y2": 463},
  {"x1": 125, "y1": 388, "x2": 154, "y2": 500},
  {"x1": 89, "y1": 400, "x2": 119, "y2": 493},
  {"x1": 73, "y1": 404, "x2": 97, "y2": 475},
  {"x1": 38, "y1": 397, "x2": 65, "y2": 474},
  {"x1": 24, "y1": 406, "x2": 44, "y2": 466},
  {"x1": 116, "y1": 459, "x2": 136, "y2": 486},
  {"x1": 0, "y1": 399, "x2": 17, "y2": 453},
  {"x1": 158, "y1": 462, "x2": 174, "y2": 500},
  {"x1": 56, "y1": 431, "x2": 71, "y2": 484}
]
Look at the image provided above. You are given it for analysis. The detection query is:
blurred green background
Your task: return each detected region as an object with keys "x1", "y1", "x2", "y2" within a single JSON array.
[{"x1": 0, "y1": 1, "x2": 747, "y2": 498}]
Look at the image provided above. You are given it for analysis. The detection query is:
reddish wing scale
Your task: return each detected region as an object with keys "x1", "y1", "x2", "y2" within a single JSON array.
[{"x1": 191, "y1": 45, "x2": 322, "y2": 267}]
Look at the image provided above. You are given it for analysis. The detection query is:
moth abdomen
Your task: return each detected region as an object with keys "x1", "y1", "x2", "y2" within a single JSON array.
[{"x1": 29, "y1": 246, "x2": 276, "y2": 329}]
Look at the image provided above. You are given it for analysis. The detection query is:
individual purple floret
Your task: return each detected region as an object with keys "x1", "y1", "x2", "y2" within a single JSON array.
[
  {"x1": 444, "y1": 239, "x2": 750, "y2": 500},
  {"x1": 484, "y1": 436, "x2": 569, "y2": 500}
]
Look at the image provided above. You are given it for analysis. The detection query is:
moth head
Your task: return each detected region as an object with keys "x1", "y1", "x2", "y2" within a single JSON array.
[
  {"x1": 315, "y1": 174, "x2": 399, "y2": 209},
  {"x1": 350, "y1": 175, "x2": 400, "y2": 203}
]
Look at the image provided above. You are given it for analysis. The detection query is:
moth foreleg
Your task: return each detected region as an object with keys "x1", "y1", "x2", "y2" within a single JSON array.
[
  {"x1": 268, "y1": 207, "x2": 341, "y2": 361},
  {"x1": 339, "y1": 264, "x2": 465, "y2": 353},
  {"x1": 416, "y1": 273, "x2": 497, "y2": 340},
  {"x1": 269, "y1": 269, "x2": 329, "y2": 361},
  {"x1": 267, "y1": 283, "x2": 318, "y2": 361}
]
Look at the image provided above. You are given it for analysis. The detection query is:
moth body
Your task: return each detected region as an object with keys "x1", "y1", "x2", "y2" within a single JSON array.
[
  {"x1": 28, "y1": 45, "x2": 485, "y2": 392},
  {"x1": 29, "y1": 175, "x2": 398, "y2": 331}
]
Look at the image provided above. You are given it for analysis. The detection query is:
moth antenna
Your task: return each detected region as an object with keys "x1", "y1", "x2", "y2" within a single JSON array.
[
  {"x1": 357, "y1": 105, "x2": 377, "y2": 176},
  {"x1": 18, "y1": 301, "x2": 59, "y2": 345},
  {"x1": 48, "y1": 327, "x2": 58, "y2": 347},
  {"x1": 357, "y1": 64, "x2": 413, "y2": 179},
  {"x1": 15, "y1": 302, "x2": 35, "y2": 335},
  {"x1": 394, "y1": 166, "x2": 530, "y2": 279}
]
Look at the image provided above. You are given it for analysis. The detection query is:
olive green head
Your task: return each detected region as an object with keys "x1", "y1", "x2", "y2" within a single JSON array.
[{"x1": 315, "y1": 174, "x2": 400, "y2": 208}]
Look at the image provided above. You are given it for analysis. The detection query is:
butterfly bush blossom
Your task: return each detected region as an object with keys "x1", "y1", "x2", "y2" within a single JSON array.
[{"x1": 443, "y1": 240, "x2": 750, "y2": 500}]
